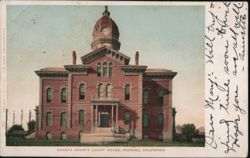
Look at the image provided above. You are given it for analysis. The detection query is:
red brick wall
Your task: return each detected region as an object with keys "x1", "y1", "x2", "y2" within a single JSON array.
[
  {"x1": 36, "y1": 55, "x2": 173, "y2": 141},
  {"x1": 70, "y1": 56, "x2": 140, "y2": 131},
  {"x1": 71, "y1": 55, "x2": 139, "y2": 103},
  {"x1": 71, "y1": 104, "x2": 91, "y2": 131},
  {"x1": 42, "y1": 79, "x2": 68, "y2": 107},
  {"x1": 143, "y1": 80, "x2": 171, "y2": 140},
  {"x1": 37, "y1": 56, "x2": 142, "y2": 140},
  {"x1": 41, "y1": 79, "x2": 68, "y2": 129},
  {"x1": 37, "y1": 129, "x2": 80, "y2": 140}
]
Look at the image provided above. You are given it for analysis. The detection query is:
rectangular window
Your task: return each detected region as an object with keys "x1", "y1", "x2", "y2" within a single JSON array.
[
  {"x1": 79, "y1": 110, "x2": 84, "y2": 125},
  {"x1": 46, "y1": 112, "x2": 52, "y2": 126},
  {"x1": 143, "y1": 90, "x2": 149, "y2": 104},
  {"x1": 60, "y1": 112, "x2": 66, "y2": 127},
  {"x1": 158, "y1": 113, "x2": 164, "y2": 127},
  {"x1": 124, "y1": 112, "x2": 130, "y2": 124},
  {"x1": 125, "y1": 84, "x2": 130, "y2": 100},
  {"x1": 143, "y1": 113, "x2": 149, "y2": 128}
]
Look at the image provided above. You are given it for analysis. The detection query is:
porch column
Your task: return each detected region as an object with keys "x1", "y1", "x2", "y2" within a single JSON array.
[
  {"x1": 116, "y1": 105, "x2": 118, "y2": 129},
  {"x1": 111, "y1": 105, "x2": 114, "y2": 127},
  {"x1": 95, "y1": 105, "x2": 98, "y2": 127},
  {"x1": 91, "y1": 105, "x2": 93, "y2": 131}
]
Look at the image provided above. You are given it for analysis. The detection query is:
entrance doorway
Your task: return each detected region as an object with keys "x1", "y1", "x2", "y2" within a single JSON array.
[{"x1": 100, "y1": 112, "x2": 109, "y2": 127}]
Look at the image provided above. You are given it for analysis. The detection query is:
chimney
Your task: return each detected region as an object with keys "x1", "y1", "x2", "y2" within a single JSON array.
[
  {"x1": 72, "y1": 51, "x2": 76, "y2": 65},
  {"x1": 135, "y1": 51, "x2": 139, "y2": 65}
]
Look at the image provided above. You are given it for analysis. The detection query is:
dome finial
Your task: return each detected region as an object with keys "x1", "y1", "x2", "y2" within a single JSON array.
[{"x1": 103, "y1": 5, "x2": 110, "y2": 16}]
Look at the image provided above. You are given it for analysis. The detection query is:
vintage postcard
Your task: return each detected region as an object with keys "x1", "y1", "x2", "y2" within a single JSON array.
[{"x1": 0, "y1": 1, "x2": 248, "y2": 157}]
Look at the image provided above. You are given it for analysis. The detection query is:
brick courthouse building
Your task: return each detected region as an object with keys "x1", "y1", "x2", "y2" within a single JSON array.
[{"x1": 35, "y1": 6, "x2": 177, "y2": 142}]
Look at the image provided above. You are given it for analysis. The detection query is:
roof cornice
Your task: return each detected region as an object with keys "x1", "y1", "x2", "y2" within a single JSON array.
[
  {"x1": 35, "y1": 70, "x2": 68, "y2": 78},
  {"x1": 144, "y1": 71, "x2": 177, "y2": 80},
  {"x1": 64, "y1": 64, "x2": 91, "y2": 73},
  {"x1": 120, "y1": 65, "x2": 147, "y2": 72}
]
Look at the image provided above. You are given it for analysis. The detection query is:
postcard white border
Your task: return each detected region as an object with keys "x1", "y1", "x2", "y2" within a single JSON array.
[{"x1": 0, "y1": 1, "x2": 248, "y2": 157}]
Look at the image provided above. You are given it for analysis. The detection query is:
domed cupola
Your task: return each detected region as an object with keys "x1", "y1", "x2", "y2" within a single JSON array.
[{"x1": 91, "y1": 6, "x2": 121, "y2": 51}]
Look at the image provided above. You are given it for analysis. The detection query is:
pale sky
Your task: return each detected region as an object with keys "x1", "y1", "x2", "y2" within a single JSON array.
[{"x1": 6, "y1": 5, "x2": 204, "y2": 130}]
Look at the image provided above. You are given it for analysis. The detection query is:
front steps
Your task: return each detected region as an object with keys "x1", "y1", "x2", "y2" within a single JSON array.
[{"x1": 80, "y1": 128, "x2": 129, "y2": 143}]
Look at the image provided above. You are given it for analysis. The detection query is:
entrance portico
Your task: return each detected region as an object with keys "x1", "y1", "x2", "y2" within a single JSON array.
[{"x1": 91, "y1": 99, "x2": 120, "y2": 132}]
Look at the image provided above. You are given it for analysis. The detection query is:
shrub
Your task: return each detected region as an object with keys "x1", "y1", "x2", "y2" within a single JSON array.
[
  {"x1": 27, "y1": 120, "x2": 36, "y2": 135},
  {"x1": 6, "y1": 125, "x2": 25, "y2": 138},
  {"x1": 181, "y1": 124, "x2": 196, "y2": 142},
  {"x1": 175, "y1": 134, "x2": 187, "y2": 142}
]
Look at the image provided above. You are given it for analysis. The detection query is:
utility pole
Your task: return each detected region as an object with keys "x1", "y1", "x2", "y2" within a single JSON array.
[
  {"x1": 6, "y1": 109, "x2": 8, "y2": 133},
  {"x1": 29, "y1": 110, "x2": 31, "y2": 122},
  {"x1": 21, "y1": 109, "x2": 23, "y2": 127},
  {"x1": 13, "y1": 110, "x2": 15, "y2": 125},
  {"x1": 172, "y1": 108, "x2": 177, "y2": 141}
]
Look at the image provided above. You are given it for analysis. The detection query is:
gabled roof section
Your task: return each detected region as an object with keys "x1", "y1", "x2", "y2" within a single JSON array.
[{"x1": 80, "y1": 46, "x2": 130, "y2": 65}]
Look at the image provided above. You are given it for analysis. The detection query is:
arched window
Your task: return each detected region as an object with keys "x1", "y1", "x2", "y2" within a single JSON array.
[
  {"x1": 103, "y1": 62, "x2": 108, "y2": 76},
  {"x1": 79, "y1": 131, "x2": 84, "y2": 140},
  {"x1": 98, "y1": 84, "x2": 104, "y2": 98},
  {"x1": 60, "y1": 112, "x2": 66, "y2": 127},
  {"x1": 97, "y1": 62, "x2": 113, "y2": 77},
  {"x1": 158, "y1": 89, "x2": 164, "y2": 106},
  {"x1": 143, "y1": 113, "x2": 149, "y2": 128},
  {"x1": 46, "y1": 112, "x2": 52, "y2": 126},
  {"x1": 108, "y1": 62, "x2": 113, "y2": 77},
  {"x1": 125, "y1": 84, "x2": 130, "y2": 100},
  {"x1": 61, "y1": 132, "x2": 66, "y2": 140},
  {"x1": 97, "y1": 62, "x2": 101, "y2": 76},
  {"x1": 124, "y1": 111, "x2": 130, "y2": 124},
  {"x1": 79, "y1": 110, "x2": 84, "y2": 125},
  {"x1": 158, "y1": 113, "x2": 164, "y2": 126},
  {"x1": 61, "y1": 88, "x2": 67, "y2": 103},
  {"x1": 106, "y1": 84, "x2": 111, "y2": 98},
  {"x1": 46, "y1": 132, "x2": 52, "y2": 140},
  {"x1": 143, "y1": 90, "x2": 149, "y2": 104},
  {"x1": 79, "y1": 84, "x2": 85, "y2": 100},
  {"x1": 47, "y1": 88, "x2": 52, "y2": 103}
]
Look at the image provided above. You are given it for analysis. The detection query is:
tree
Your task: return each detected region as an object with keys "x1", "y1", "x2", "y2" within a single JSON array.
[
  {"x1": 181, "y1": 124, "x2": 196, "y2": 142},
  {"x1": 27, "y1": 120, "x2": 36, "y2": 134},
  {"x1": 7, "y1": 124, "x2": 25, "y2": 138}
]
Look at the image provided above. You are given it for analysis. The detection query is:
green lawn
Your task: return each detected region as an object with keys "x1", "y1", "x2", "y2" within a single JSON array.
[{"x1": 6, "y1": 137, "x2": 204, "y2": 147}]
